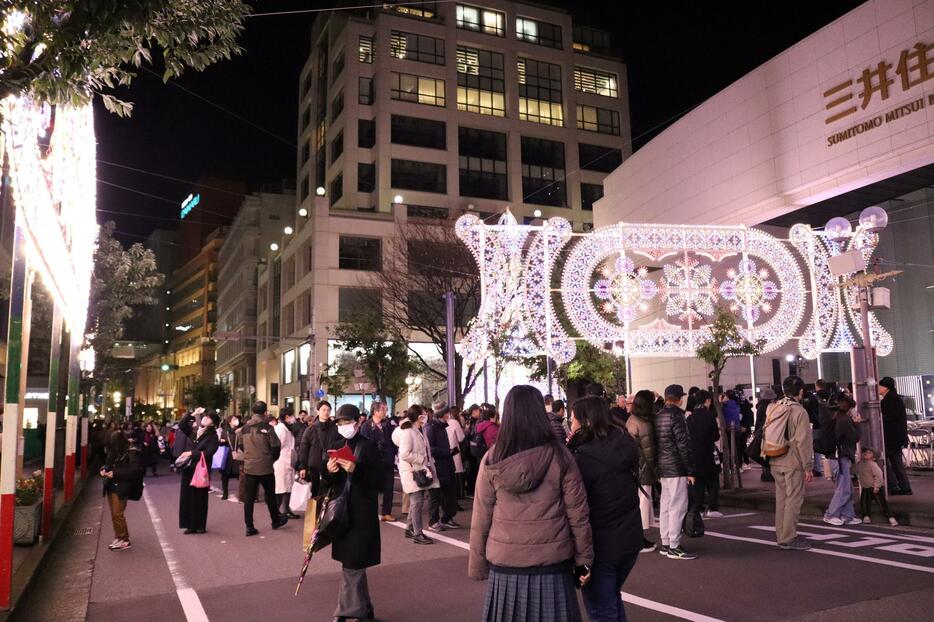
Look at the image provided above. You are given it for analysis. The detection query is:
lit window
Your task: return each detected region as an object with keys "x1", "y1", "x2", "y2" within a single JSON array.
[
  {"x1": 516, "y1": 17, "x2": 562, "y2": 49},
  {"x1": 576, "y1": 104, "x2": 620, "y2": 135},
  {"x1": 518, "y1": 58, "x2": 563, "y2": 126},
  {"x1": 390, "y1": 72, "x2": 446, "y2": 107},
  {"x1": 574, "y1": 67, "x2": 619, "y2": 98},
  {"x1": 299, "y1": 343, "x2": 311, "y2": 376},
  {"x1": 282, "y1": 349, "x2": 295, "y2": 384},
  {"x1": 387, "y1": 2, "x2": 436, "y2": 20},
  {"x1": 359, "y1": 35, "x2": 374, "y2": 63},
  {"x1": 456, "y1": 4, "x2": 505, "y2": 37},
  {"x1": 456, "y1": 46, "x2": 505, "y2": 117},
  {"x1": 390, "y1": 31, "x2": 444, "y2": 65}
]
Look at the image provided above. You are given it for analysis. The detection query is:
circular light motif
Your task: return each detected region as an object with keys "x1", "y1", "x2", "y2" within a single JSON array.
[
  {"x1": 719, "y1": 258, "x2": 777, "y2": 323},
  {"x1": 661, "y1": 258, "x2": 715, "y2": 322}
]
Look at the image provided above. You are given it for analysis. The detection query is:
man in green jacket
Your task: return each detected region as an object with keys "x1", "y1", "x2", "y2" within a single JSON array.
[
  {"x1": 769, "y1": 376, "x2": 814, "y2": 551},
  {"x1": 237, "y1": 401, "x2": 288, "y2": 536}
]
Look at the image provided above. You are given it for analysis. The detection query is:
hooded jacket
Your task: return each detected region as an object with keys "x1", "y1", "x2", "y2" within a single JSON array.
[
  {"x1": 653, "y1": 405, "x2": 695, "y2": 478},
  {"x1": 238, "y1": 415, "x2": 280, "y2": 476},
  {"x1": 468, "y1": 444, "x2": 593, "y2": 580},
  {"x1": 625, "y1": 409, "x2": 657, "y2": 485},
  {"x1": 570, "y1": 429, "x2": 643, "y2": 562}
]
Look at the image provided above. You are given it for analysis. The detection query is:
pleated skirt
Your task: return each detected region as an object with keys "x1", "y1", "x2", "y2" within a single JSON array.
[{"x1": 482, "y1": 568, "x2": 582, "y2": 622}]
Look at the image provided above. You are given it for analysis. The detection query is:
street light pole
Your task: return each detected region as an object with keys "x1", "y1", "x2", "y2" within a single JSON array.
[{"x1": 444, "y1": 292, "x2": 457, "y2": 408}]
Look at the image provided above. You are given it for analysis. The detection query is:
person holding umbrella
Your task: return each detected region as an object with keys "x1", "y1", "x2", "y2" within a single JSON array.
[{"x1": 321, "y1": 404, "x2": 383, "y2": 622}]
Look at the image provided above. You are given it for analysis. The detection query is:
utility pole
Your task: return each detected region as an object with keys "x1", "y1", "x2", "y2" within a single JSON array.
[{"x1": 444, "y1": 292, "x2": 456, "y2": 408}]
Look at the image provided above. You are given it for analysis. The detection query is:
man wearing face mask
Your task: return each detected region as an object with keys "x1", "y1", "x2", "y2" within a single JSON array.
[
  {"x1": 237, "y1": 401, "x2": 288, "y2": 536},
  {"x1": 322, "y1": 404, "x2": 383, "y2": 622}
]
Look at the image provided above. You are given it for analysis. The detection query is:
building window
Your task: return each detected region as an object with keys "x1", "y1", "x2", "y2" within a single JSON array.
[
  {"x1": 301, "y1": 141, "x2": 310, "y2": 164},
  {"x1": 390, "y1": 30, "x2": 445, "y2": 65},
  {"x1": 391, "y1": 115, "x2": 446, "y2": 149},
  {"x1": 456, "y1": 46, "x2": 505, "y2": 117},
  {"x1": 330, "y1": 173, "x2": 343, "y2": 206},
  {"x1": 299, "y1": 341, "x2": 311, "y2": 374},
  {"x1": 302, "y1": 73, "x2": 313, "y2": 95},
  {"x1": 581, "y1": 182, "x2": 603, "y2": 211},
  {"x1": 301, "y1": 107, "x2": 311, "y2": 131},
  {"x1": 407, "y1": 205, "x2": 448, "y2": 220},
  {"x1": 303, "y1": 243, "x2": 313, "y2": 274},
  {"x1": 459, "y1": 127, "x2": 507, "y2": 200},
  {"x1": 330, "y1": 91, "x2": 344, "y2": 121},
  {"x1": 300, "y1": 176, "x2": 309, "y2": 200},
  {"x1": 391, "y1": 159, "x2": 446, "y2": 194},
  {"x1": 259, "y1": 284, "x2": 268, "y2": 312},
  {"x1": 284, "y1": 257, "x2": 296, "y2": 289},
  {"x1": 456, "y1": 4, "x2": 505, "y2": 37},
  {"x1": 338, "y1": 287, "x2": 382, "y2": 322},
  {"x1": 516, "y1": 17, "x2": 562, "y2": 49},
  {"x1": 358, "y1": 118, "x2": 375, "y2": 148},
  {"x1": 572, "y1": 25, "x2": 611, "y2": 55},
  {"x1": 359, "y1": 35, "x2": 375, "y2": 63},
  {"x1": 358, "y1": 162, "x2": 375, "y2": 192},
  {"x1": 390, "y1": 72, "x2": 446, "y2": 107},
  {"x1": 282, "y1": 348, "x2": 295, "y2": 384},
  {"x1": 579, "y1": 143, "x2": 623, "y2": 172},
  {"x1": 330, "y1": 131, "x2": 344, "y2": 163},
  {"x1": 271, "y1": 259, "x2": 281, "y2": 337},
  {"x1": 331, "y1": 50, "x2": 345, "y2": 83},
  {"x1": 521, "y1": 136, "x2": 566, "y2": 207},
  {"x1": 518, "y1": 58, "x2": 563, "y2": 126},
  {"x1": 577, "y1": 104, "x2": 620, "y2": 135},
  {"x1": 358, "y1": 77, "x2": 374, "y2": 105},
  {"x1": 339, "y1": 237, "x2": 382, "y2": 271},
  {"x1": 574, "y1": 67, "x2": 619, "y2": 98}
]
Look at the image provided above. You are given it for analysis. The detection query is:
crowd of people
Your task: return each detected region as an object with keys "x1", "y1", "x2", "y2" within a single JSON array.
[{"x1": 89, "y1": 371, "x2": 914, "y2": 622}]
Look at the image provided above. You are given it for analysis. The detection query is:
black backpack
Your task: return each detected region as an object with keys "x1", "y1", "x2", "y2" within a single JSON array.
[
  {"x1": 468, "y1": 425, "x2": 487, "y2": 458},
  {"x1": 683, "y1": 509, "x2": 705, "y2": 538}
]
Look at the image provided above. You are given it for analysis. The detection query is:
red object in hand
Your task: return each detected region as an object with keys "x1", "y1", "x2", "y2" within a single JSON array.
[{"x1": 326, "y1": 443, "x2": 356, "y2": 464}]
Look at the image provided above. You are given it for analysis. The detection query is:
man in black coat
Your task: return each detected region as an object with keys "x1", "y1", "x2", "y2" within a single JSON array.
[
  {"x1": 359, "y1": 400, "x2": 398, "y2": 521},
  {"x1": 321, "y1": 404, "x2": 383, "y2": 622},
  {"x1": 297, "y1": 401, "x2": 340, "y2": 496},
  {"x1": 653, "y1": 384, "x2": 696, "y2": 560},
  {"x1": 879, "y1": 377, "x2": 912, "y2": 495},
  {"x1": 686, "y1": 390, "x2": 721, "y2": 518},
  {"x1": 425, "y1": 403, "x2": 459, "y2": 530}
]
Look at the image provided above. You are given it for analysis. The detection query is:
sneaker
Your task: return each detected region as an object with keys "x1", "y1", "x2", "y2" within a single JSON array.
[
  {"x1": 272, "y1": 516, "x2": 288, "y2": 530},
  {"x1": 640, "y1": 539, "x2": 656, "y2": 553},
  {"x1": 403, "y1": 528, "x2": 414, "y2": 539},
  {"x1": 862, "y1": 516, "x2": 871, "y2": 524},
  {"x1": 658, "y1": 545, "x2": 670, "y2": 557},
  {"x1": 823, "y1": 516, "x2": 845, "y2": 526},
  {"x1": 665, "y1": 546, "x2": 697, "y2": 560},
  {"x1": 412, "y1": 534, "x2": 434, "y2": 545},
  {"x1": 704, "y1": 510, "x2": 724, "y2": 518},
  {"x1": 779, "y1": 537, "x2": 811, "y2": 551},
  {"x1": 107, "y1": 538, "x2": 122, "y2": 549},
  {"x1": 844, "y1": 517, "x2": 863, "y2": 526},
  {"x1": 111, "y1": 540, "x2": 131, "y2": 551},
  {"x1": 441, "y1": 520, "x2": 461, "y2": 529},
  {"x1": 427, "y1": 522, "x2": 446, "y2": 532},
  {"x1": 888, "y1": 517, "x2": 899, "y2": 527}
]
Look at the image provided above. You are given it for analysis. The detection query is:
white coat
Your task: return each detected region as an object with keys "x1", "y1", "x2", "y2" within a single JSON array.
[
  {"x1": 273, "y1": 421, "x2": 295, "y2": 494},
  {"x1": 392, "y1": 425, "x2": 439, "y2": 494},
  {"x1": 446, "y1": 417, "x2": 466, "y2": 474}
]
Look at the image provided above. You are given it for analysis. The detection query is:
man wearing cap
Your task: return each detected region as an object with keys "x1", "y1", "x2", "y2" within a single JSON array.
[
  {"x1": 322, "y1": 404, "x2": 383, "y2": 622},
  {"x1": 879, "y1": 377, "x2": 912, "y2": 495},
  {"x1": 653, "y1": 384, "x2": 697, "y2": 560}
]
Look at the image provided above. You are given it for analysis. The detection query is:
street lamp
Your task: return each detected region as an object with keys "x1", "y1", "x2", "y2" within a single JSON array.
[
  {"x1": 825, "y1": 216, "x2": 852, "y2": 241},
  {"x1": 284, "y1": 226, "x2": 293, "y2": 235},
  {"x1": 316, "y1": 186, "x2": 326, "y2": 197},
  {"x1": 270, "y1": 242, "x2": 279, "y2": 251}
]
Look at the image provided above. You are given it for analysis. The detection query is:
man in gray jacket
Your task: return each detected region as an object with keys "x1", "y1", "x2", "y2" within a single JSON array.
[
  {"x1": 769, "y1": 376, "x2": 814, "y2": 550},
  {"x1": 237, "y1": 401, "x2": 288, "y2": 536}
]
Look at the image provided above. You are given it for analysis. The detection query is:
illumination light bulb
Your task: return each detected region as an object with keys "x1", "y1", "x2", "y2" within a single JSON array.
[
  {"x1": 284, "y1": 226, "x2": 294, "y2": 235},
  {"x1": 393, "y1": 194, "x2": 404, "y2": 204},
  {"x1": 858, "y1": 206, "x2": 888, "y2": 232},
  {"x1": 825, "y1": 216, "x2": 852, "y2": 241},
  {"x1": 270, "y1": 242, "x2": 279, "y2": 251},
  {"x1": 315, "y1": 186, "x2": 326, "y2": 196},
  {"x1": 298, "y1": 208, "x2": 308, "y2": 217}
]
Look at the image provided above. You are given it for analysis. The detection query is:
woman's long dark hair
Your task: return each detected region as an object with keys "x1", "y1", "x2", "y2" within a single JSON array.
[
  {"x1": 106, "y1": 431, "x2": 129, "y2": 467},
  {"x1": 489, "y1": 385, "x2": 555, "y2": 464},
  {"x1": 401, "y1": 404, "x2": 427, "y2": 430},
  {"x1": 572, "y1": 396, "x2": 614, "y2": 444},
  {"x1": 631, "y1": 390, "x2": 655, "y2": 421}
]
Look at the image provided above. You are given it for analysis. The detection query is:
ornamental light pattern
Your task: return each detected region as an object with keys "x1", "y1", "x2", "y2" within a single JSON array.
[{"x1": 456, "y1": 214, "x2": 889, "y2": 365}]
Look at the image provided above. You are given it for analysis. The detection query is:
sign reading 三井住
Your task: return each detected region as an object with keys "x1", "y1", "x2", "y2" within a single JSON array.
[{"x1": 823, "y1": 40, "x2": 933, "y2": 146}]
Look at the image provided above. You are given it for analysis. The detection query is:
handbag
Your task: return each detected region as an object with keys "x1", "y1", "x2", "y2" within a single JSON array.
[
  {"x1": 302, "y1": 496, "x2": 321, "y2": 551},
  {"x1": 317, "y1": 443, "x2": 362, "y2": 541},
  {"x1": 190, "y1": 454, "x2": 210, "y2": 488},
  {"x1": 290, "y1": 479, "x2": 312, "y2": 512},
  {"x1": 212, "y1": 446, "x2": 230, "y2": 471},
  {"x1": 683, "y1": 509, "x2": 705, "y2": 538},
  {"x1": 413, "y1": 468, "x2": 432, "y2": 488},
  {"x1": 174, "y1": 454, "x2": 193, "y2": 471}
]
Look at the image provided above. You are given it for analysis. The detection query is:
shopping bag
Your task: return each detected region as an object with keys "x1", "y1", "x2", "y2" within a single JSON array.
[
  {"x1": 290, "y1": 479, "x2": 312, "y2": 513},
  {"x1": 302, "y1": 496, "x2": 321, "y2": 551},
  {"x1": 190, "y1": 454, "x2": 210, "y2": 488},
  {"x1": 212, "y1": 446, "x2": 230, "y2": 471}
]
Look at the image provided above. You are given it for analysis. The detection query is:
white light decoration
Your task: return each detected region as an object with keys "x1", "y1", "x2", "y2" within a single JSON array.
[
  {"x1": 393, "y1": 194, "x2": 404, "y2": 204},
  {"x1": 1, "y1": 96, "x2": 97, "y2": 334},
  {"x1": 825, "y1": 216, "x2": 852, "y2": 241},
  {"x1": 858, "y1": 206, "x2": 888, "y2": 232},
  {"x1": 284, "y1": 226, "x2": 293, "y2": 235},
  {"x1": 315, "y1": 186, "x2": 326, "y2": 196},
  {"x1": 298, "y1": 207, "x2": 309, "y2": 217},
  {"x1": 270, "y1": 242, "x2": 279, "y2": 251}
]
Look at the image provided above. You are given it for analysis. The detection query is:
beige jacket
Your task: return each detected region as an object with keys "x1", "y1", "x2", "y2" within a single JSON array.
[
  {"x1": 768, "y1": 398, "x2": 814, "y2": 472},
  {"x1": 468, "y1": 444, "x2": 593, "y2": 580},
  {"x1": 856, "y1": 459, "x2": 884, "y2": 490},
  {"x1": 392, "y1": 425, "x2": 440, "y2": 494}
]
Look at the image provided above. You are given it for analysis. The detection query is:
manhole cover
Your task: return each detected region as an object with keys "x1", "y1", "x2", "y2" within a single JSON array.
[{"x1": 70, "y1": 527, "x2": 94, "y2": 536}]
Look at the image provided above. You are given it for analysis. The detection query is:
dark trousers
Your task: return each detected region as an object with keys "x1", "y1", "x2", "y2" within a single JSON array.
[
  {"x1": 379, "y1": 463, "x2": 395, "y2": 516},
  {"x1": 335, "y1": 567, "x2": 374, "y2": 619},
  {"x1": 581, "y1": 553, "x2": 639, "y2": 622},
  {"x1": 860, "y1": 488, "x2": 893, "y2": 518},
  {"x1": 221, "y1": 472, "x2": 232, "y2": 497},
  {"x1": 689, "y1": 473, "x2": 719, "y2": 512},
  {"x1": 429, "y1": 479, "x2": 458, "y2": 524},
  {"x1": 242, "y1": 473, "x2": 281, "y2": 529},
  {"x1": 465, "y1": 454, "x2": 481, "y2": 494},
  {"x1": 886, "y1": 451, "x2": 912, "y2": 493}
]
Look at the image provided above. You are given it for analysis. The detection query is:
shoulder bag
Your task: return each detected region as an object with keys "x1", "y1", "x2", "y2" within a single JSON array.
[{"x1": 317, "y1": 442, "x2": 363, "y2": 541}]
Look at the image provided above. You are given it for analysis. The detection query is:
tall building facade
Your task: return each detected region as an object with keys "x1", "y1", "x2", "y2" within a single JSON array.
[
  {"x1": 254, "y1": 1, "x2": 630, "y2": 411},
  {"x1": 215, "y1": 189, "x2": 294, "y2": 415}
]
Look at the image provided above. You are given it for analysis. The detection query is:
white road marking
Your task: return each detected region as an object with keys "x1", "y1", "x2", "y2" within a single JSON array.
[
  {"x1": 705, "y1": 529, "x2": 934, "y2": 574},
  {"x1": 704, "y1": 512, "x2": 758, "y2": 520},
  {"x1": 384, "y1": 520, "x2": 724, "y2": 621},
  {"x1": 797, "y1": 521, "x2": 934, "y2": 544},
  {"x1": 142, "y1": 489, "x2": 210, "y2": 622}
]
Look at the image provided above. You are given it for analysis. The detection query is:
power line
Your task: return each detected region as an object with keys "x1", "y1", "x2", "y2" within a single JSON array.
[
  {"x1": 97, "y1": 160, "x2": 252, "y2": 197},
  {"x1": 248, "y1": 0, "x2": 460, "y2": 18}
]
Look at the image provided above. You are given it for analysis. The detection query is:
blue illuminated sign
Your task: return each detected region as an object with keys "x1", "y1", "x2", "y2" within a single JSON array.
[{"x1": 180, "y1": 193, "x2": 201, "y2": 219}]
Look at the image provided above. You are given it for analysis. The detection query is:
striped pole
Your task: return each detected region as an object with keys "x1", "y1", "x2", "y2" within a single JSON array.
[
  {"x1": 41, "y1": 310, "x2": 63, "y2": 540},
  {"x1": 63, "y1": 335, "x2": 79, "y2": 504},
  {"x1": 0, "y1": 215, "x2": 31, "y2": 610}
]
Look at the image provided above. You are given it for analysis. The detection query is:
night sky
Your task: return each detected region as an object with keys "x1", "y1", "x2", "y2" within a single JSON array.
[{"x1": 96, "y1": 0, "x2": 865, "y2": 245}]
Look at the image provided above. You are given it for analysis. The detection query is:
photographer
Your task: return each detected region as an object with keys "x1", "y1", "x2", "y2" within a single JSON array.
[{"x1": 101, "y1": 431, "x2": 143, "y2": 552}]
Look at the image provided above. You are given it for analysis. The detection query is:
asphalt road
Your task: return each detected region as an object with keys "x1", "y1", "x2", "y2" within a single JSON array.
[{"x1": 13, "y1": 465, "x2": 934, "y2": 622}]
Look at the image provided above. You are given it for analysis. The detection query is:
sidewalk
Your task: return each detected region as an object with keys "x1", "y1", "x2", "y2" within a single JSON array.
[{"x1": 719, "y1": 465, "x2": 934, "y2": 527}]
